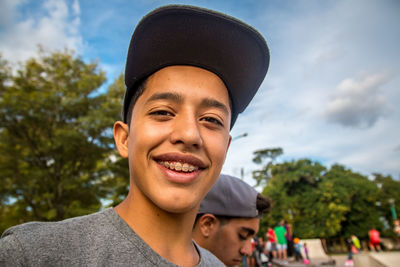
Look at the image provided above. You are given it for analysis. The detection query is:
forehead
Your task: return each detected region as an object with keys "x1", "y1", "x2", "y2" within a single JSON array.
[
  {"x1": 225, "y1": 217, "x2": 260, "y2": 233},
  {"x1": 144, "y1": 65, "x2": 231, "y2": 105}
]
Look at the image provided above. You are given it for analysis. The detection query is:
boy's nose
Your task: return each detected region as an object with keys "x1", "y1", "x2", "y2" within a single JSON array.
[
  {"x1": 240, "y1": 240, "x2": 253, "y2": 256},
  {"x1": 169, "y1": 113, "x2": 203, "y2": 149}
]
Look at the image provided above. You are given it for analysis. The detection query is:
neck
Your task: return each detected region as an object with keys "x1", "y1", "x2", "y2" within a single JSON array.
[{"x1": 114, "y1": 187, "x2": 200, "y2": 267}]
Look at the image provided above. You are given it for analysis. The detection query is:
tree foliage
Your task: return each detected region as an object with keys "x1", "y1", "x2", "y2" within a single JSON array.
[
  {"x1": 254, "y1": 149, "x2": 399, "y2": 240},
  {"x1": 0, "y1": 50, "x2": 129, "y2": 233},
  {"x1": 374, "y1": 173, "x2": 400, "y2": 237},
  {"x1": 252, "y1": 148, "x2": 283, "y2": 187}
]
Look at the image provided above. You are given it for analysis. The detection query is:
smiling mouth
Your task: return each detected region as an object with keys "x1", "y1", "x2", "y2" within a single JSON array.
[{"x1": 158, "y1": 161, "x2": 199, "y2": 173}]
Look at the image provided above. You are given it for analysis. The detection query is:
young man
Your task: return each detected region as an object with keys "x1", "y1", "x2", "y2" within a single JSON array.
[
  {"x1": 0, "y1": 5, "x2": 269, "y2": 266},
  {"x1": 192, "y1": 174, "x2": 270, "y2": 266},
  {"x1": 274, "y1": 220, "x2": 288, "y2": 260},
  {"x1": 266, "y1": 226, "x2": 278, "y2": 260}
]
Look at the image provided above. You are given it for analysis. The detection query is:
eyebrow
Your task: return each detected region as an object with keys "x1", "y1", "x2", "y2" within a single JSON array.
[
  {"x1": 200, "y1": 98, "x2": 230, "y2": 116},
  {"x1": 147, "y1": 92, "x2": 183, "y2": 104},
  {"x1": 146, "y1": 92, "x2": 230, "y2": 115}
]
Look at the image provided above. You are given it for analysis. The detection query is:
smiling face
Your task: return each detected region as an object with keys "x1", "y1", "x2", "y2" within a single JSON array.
[
  {"x1": 208, "y1": 217, "x2": 260, "y2": 267},
  {"x1": 118, "y1": 65, "x2": 231, "y2": 214}
]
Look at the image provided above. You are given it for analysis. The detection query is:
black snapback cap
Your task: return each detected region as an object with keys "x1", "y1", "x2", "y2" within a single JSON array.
[{"x1": 123, "y1": 5, "x2": 270, "y2": 128}]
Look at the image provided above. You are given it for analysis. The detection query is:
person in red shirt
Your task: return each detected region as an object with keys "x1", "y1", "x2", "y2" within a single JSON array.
[
  {"x1": 368, "y1": 227, "x2": 382, "y2": 251},
  {"x1": 265, "y1": 226, "x2": 278, "y2": 260}
]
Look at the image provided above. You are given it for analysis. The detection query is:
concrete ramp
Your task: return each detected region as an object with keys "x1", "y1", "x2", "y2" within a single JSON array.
[
  {"x1": 354, "y1": 253, "x2": 386, "y2": 267},
  {"x1": 302, "y1": 239, "x2": 329, "y2": 259},
  {"x1": 354, "y1": 251, "x2": 400, "y2": 267},
  {"x1": 369, "y1": 252, "x2": 400, "y2": 267}
]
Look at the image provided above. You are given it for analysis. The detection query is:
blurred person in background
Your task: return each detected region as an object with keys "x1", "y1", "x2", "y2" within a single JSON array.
[
  {"x1": 369, "y1": 227, "x2": 382, "y2": 251},
  {"x1": 274, "y1": 220, "x2": 287, "y2": 261}
]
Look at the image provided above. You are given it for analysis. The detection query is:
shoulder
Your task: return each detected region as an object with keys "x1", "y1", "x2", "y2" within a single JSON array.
[
  {"x1": 0, "y1": 208, "x2": 113, "y2": 265},
  {"x1": 196, "y1": 244, "x2": 224, "y2": 267},
  {"x1": 2, "y1": 208, "x2": 110, "y2": 242}
]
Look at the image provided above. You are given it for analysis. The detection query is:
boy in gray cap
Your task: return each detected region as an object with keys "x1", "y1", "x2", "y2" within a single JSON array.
[
  {"x1": 193, "y1": 174, "x2": 271, "y2": 266},
  {"x1": 1, "y1": 5, "x2": 269, "y2": 266}
]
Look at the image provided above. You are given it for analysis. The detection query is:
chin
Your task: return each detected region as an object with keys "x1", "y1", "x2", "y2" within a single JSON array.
[
  {"x1": 159, "y1": 202, "x2": 198, "y2": 214},
  {"x1": 155, "y1": 193, "x2": 200, "y2": 214}
]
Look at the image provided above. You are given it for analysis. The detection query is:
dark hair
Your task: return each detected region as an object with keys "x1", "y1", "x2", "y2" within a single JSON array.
[
  {"x1": 256, "y1": 193, "x2": 271, "y2": 215},
  {"x1": 126, "y1": 78, "x2": 148, "y2": 127}
]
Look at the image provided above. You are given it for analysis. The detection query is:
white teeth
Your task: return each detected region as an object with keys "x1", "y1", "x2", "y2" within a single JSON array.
[
  {"x1": 182, "y1": 163, "x2": 189, "y2": 172},
  {"x1": 175, "y1": 162, "x2": 182, "y2": 171},
  {"x1": 159, "y1": 161, "x2": 199, "y2": 172}
]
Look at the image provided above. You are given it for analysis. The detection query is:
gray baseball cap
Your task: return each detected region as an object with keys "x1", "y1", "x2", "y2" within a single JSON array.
[{"x1": 198, "y1": 174, "x2": 259, "y2": 218}]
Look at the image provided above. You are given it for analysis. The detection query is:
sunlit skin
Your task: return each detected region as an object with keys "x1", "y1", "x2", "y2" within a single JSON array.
[
  {"x1": 193, "y1": 215, "x2": 260, "y2": 267},
  {"x1": 113, "y1": 66, "x2": 232, "y2": 266}
]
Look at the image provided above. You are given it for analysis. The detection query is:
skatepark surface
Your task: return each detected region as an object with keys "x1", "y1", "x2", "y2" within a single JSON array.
[{"x1": 272, "y1": 239, "x2": 400, "y2": 267}]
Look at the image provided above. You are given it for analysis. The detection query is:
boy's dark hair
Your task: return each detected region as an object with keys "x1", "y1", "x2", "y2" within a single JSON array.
[
  {"x1": 256, "y1": 193, "x2": 271, "y2": 215},
  {"x1": 126, "y1": 78, "x2": 147, "y2": 127}
]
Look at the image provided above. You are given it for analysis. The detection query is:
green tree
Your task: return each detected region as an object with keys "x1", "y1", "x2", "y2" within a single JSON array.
[
  {"x1": 323, "y1": 165, "x2": 380, "y2": 239},
  {"x1": 374, "y1": 173, "x2": 400, "y2": 237},
  {"x1": 260, "y1": 159, "x2": 332, "y2": 238},
  {"x1": 0, "y1": 50, "x2": 128, "y2": 233},
  {"x1": 256, "y1": 156, "x2": 382, "y2": 239},
  {"x1": 94, "y1": 74, "x2": 130, "y2": 207},
  {"x1": 252, "y1": 147, "x2": 283, "y2": 187}
]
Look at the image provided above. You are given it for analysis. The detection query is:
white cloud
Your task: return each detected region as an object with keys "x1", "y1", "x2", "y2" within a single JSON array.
[
  {"x1": 0, "y1": 0, "x2": 82, "y2": 65},
  {"x1": 324, "y1": 72, "x2": 392, "y2": 128},
  {"x1": 0, "y1": 0, "x2": 25, "y2": 26},
  {"x1": 72, "y1": 0, "x2": 80, "y2": 16}
]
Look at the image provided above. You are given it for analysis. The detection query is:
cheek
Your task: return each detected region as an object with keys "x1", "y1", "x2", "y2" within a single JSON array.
[
  {"x1": 205, "y1": 132, "x2": 230, "y2": 162},
  {"x1": 130, "y1": 122, "x2": 169, "y2": 153}
]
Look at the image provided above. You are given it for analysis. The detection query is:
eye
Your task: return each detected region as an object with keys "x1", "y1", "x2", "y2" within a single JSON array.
[
  {"x1": 201, "y1": 116, "x2": 223, "y2": 127},
  {"x1": 148, "y1": 109, "x2": 175, "y2": 121},
  {"x1": 149, "y1": 110, "x2": 174, "y2": 117},
  {"x1": 239, "y1": 234, "x2": 247, "y2": 241}
]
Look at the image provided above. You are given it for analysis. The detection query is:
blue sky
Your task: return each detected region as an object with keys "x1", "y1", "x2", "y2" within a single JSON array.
[{"x1": 1, "y1": 0, "x2": 399, "y2": 187}]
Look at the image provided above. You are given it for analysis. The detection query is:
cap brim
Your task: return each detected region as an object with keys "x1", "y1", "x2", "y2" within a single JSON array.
[
  {"x1": 198, "y1": 174, "x2": 259, "y2": 218},
  {"x1": 124, "y1": 5, "x2": 270, "y2": 127}
]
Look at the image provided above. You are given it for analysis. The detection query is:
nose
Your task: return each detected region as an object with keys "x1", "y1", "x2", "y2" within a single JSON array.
[
  {"x1": 169, "y1": 111, "x2": 203, "y2": 149},
  {"x1": 240, "y1": 240, "x2": 253, "y2": 256}
]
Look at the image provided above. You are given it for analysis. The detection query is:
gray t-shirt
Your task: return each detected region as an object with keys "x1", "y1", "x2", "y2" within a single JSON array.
[{"x1": 0, "y1": 208, "x2": 223, "y2": 266}]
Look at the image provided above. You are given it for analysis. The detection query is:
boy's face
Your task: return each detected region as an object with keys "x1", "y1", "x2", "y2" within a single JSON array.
[
  {"x1": 208, "y1": 217, "x2": 260, "y2": 267},
  {"x1": 122, "y1": 65, "x2": 231, "y2": 213}
]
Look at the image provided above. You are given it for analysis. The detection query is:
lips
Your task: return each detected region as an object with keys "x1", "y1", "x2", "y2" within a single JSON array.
[
  {"x1": 159, "y1": 161, "x2": 199, "y2": 172},
  {"x1": 153, "y1": 153, "x2": 207, "y2": 183},
  {"x1": 154, "y1": 153, "x2": 207, "y2": 169},
  {"x1": 232, "y1": 258, "x2": 242, "y2": 265}
]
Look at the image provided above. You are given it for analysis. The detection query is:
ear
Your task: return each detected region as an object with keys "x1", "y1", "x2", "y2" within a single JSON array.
[
  {"x1": 198, "y1": 214, "x2": 219, "y2": 237},
  {"x1": 113, "y1": 121, "x2": 129, "y2": 158},
  {"x1": 227, "y1": 135, "x2": 232, "y2": 151}
]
